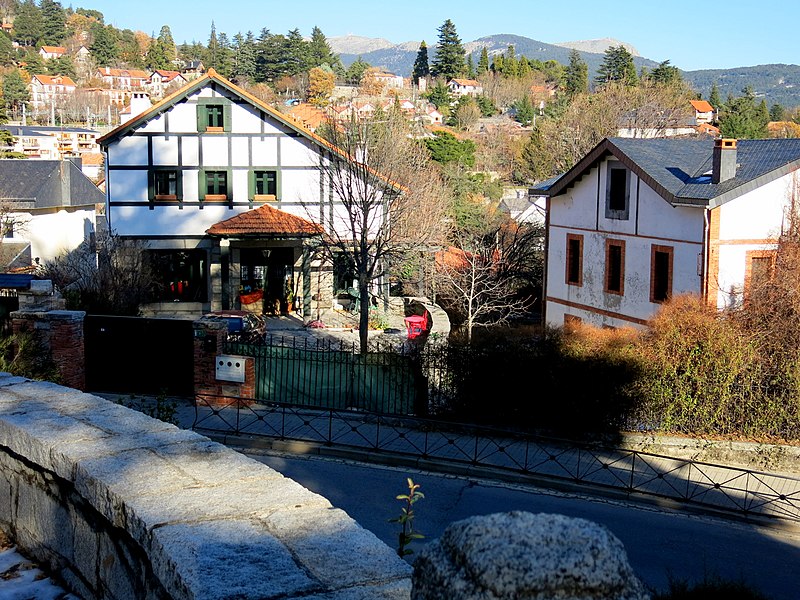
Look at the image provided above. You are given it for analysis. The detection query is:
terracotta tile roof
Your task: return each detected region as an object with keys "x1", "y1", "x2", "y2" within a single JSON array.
[
  {"x1": 450, "y1": 78, "x2": 480, "y2": 87},
  {"x1": 207, "y1": 204, "x2": 323, "y2": 237},
  {"x1": 151, "y1": 69, "x2": 183, "y2": 82},
  {"x1": 287, "y1": 102, "x2": 326, "y2": 130},
  {"x1": 695, "y1": 123, "x2": 720, "y2": 136},
  {"x1": 40, "y1": 46, "x2": 66, "y2": 54},
  {"x1": 32, "y1": 74, "x2": 76, "y2": 86},
  {"x1": 690, "y1": 99, "x2": 714, "y2": 113}
]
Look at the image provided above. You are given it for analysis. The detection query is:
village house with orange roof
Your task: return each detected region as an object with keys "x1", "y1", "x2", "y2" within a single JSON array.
[
  {"x1": 95, "y1": 67, "x2": 150, "y2": 91},
  {"x1": 146, "y1": 69, "x2": 188, "y2": 99},
  {"x1": 689, "y1": 99, "x2": 716, "y2": 125},
  {"x1": 29, "y1": 74, "x2": 77, "y2": 112},
  {"x1": 98, "y1": 69, "x2": 402, "y2": 319},
  {"x1": 38, "y1": 45, "x2": 67, "y2": 60}
]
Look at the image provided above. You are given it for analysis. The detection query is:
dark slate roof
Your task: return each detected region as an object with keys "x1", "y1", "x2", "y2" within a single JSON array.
[
  {"x1": 0, "y1": 160, "x2": 104, "y2": 208},
  {"x1": 537, "y1": 137, "x2": 800, "y2": 208}
]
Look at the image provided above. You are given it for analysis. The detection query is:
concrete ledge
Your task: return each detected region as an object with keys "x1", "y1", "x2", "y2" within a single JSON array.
[{"x1": 0, "y1": 374, "x2": 411, "y2": 600}]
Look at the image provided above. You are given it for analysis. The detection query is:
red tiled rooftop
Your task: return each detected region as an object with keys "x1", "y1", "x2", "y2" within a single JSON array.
[
  {"x1": 690, "y1": 99, "x2": 714, "y2": 112},
  {"x1": 207, "y1": 204, "x2": 323, "y2": 237}
]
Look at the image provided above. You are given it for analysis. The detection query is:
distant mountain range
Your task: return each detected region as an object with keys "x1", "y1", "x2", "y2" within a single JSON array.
[{"x1": 330, "y1": 34, "x2": 800, "y2": 108}]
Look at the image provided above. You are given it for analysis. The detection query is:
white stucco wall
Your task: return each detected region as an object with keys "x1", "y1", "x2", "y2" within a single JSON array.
[
  {"x1": 546, "y1": 156, "x2": 704, "y2": 329},
  {"x1": 17, "y1": 209, "x2": 95, "y2": 261}
]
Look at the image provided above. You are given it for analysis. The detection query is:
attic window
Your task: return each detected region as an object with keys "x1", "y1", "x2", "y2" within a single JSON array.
[
  {"x1": 197, "y1": 98, "x2": 231, "y2": 132},
  {"x1": 605, "y1": 162, "x2": 630, "y2": 220}
]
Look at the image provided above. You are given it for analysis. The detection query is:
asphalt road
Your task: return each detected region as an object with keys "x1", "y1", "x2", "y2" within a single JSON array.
[{"x1": 245, "y1": 449, "x2": 800, "y2": 600}]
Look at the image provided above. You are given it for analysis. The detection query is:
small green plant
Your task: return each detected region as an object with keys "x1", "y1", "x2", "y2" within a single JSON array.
[
  {"x1": 368, "y1": 308, "x2": 390, "y2": 330},
  {"x1": 389, "y1": 477, "x2": 424, "y2": 557}
]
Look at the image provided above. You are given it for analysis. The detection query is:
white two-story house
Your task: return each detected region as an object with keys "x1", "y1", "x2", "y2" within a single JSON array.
[
  {"x1": 536, "y1": 137, "x2": 800, "y2": 328},
  {"x1": 99, "y1": 69, "x2": 396, "y2": 318}
]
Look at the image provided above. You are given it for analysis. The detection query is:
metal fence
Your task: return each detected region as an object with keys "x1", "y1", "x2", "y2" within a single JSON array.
[
  {"x1": 193, "y1": 395, "x2": 800, "y2": 524},
  {"x1": 224, "y1": 337, "x2": 426, "y2": 415}
]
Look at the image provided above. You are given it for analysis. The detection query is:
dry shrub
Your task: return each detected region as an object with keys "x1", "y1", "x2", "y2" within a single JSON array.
[{"x1": 633, "y1": 295, "x2": 800, "y2": 440}]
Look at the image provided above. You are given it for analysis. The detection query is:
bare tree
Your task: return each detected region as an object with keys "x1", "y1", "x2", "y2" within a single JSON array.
[
  {"x1": 42, "y1": 230, "x2": 156, "y2": 315},
  {"x1": 435, "y1": 217, "x2": 543, "y2": 343},
  {"x1": 315, "y1": 112, "x2": 450, "y2": 351}
]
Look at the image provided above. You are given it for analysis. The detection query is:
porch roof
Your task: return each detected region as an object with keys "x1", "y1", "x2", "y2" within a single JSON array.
[{"x1": 206, "y1": 204, "x2": 323, "y2": 238}]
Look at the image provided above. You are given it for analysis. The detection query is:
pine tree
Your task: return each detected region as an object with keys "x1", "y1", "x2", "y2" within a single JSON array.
[
  {"x1": 466, "y1": 55, "x2": 475, "y2": 78},
  {"x1": 345, "y1": 57, "x2": 370, "y2": 85},
  {"x1": 650, "y1": 60, "x2": 681, "y2": 85},
  {"x1": 146, "y1": 26, "x2": 176, "y2": 70},
  {"x1": 595, "y1": 45, "x2": 637, "y2": 86},
  {"x1": 430, "y1": 19, "x2": 465, "y2": 80},
  {"x1": 13, "y1": 0, "x2": 43, "y2": 46},
  {"x1": 0, "y1": 35, "x2": 14, "y2": 66},
  {"x1": 503, "y1": 45, "x2": 518, "y2": 78},
  {"x1": 412, "y1": 41, "x2": 429, "y2": 84},
  {"x1": 208, "y1": 21, "x2": 219, "y2": 70},
  {"x1": 40, "y1": 0, "x2": 67, "y2": 46},
  {"x1": 770, "y1": 103, "x2": 785, "y2": 122},
  {"x1": 477, "y1": 46, "x2": 489, "y2": 74},
  {"x1": 564, "y1": 49, "x2": 588, "y2": 97},
  {"x1": 3, "y1": 69, "x2": 30, "y2": 116},
  {"x1": 89, "y1": 23, "x2": 119, "y2": 67},
  {"x1": 231, "y1": 32, "x2": 257, "y2": 82},
  {"x1": 308, "y1": 26, "x2": 335, "y2": 68},
  {"x1": 709, "y1": 82, "x2": 721, "y2": 110},
  {"x1": 283, "y1": 28, "x2": 309, "y2": 76}
]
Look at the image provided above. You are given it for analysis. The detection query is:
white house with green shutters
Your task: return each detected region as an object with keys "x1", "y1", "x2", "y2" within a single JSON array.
[{"x1": 99, "y1": 69, "x2": 396, "y2": 319}]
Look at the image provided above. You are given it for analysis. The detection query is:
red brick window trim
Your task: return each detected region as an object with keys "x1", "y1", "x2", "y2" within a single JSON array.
[
  {"x1": 566, "y1": 233, "x2": 583, "y2": 286},
  {"x1": 650, "y1": 244, "x2": 674, "y2": 304},
  {"x1": 604, "y1": 239, "x2": 625, "y2": 295}
]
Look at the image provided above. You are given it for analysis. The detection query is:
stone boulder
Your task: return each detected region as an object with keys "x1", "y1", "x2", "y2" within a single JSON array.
[{"x1": 411, "y1": 511, "x2": 650, "y2": 600}]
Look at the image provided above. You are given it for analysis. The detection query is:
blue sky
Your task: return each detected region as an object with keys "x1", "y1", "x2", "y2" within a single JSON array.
[{"x1": 85, "y1": 0, "x2": 797, "y2": 72}]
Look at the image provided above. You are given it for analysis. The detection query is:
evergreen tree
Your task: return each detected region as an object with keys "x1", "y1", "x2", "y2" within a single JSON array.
[
  {"x1": 595, "y1": 45, "x2": 637, "y2": 86},
  {"x1": 513, "y1": 95, "x2": 535, "y2": 126},
  {"x1": 146, "y1": 25, "x2": 176, "y2": 70},
  {"x1": 282, "y1": 28, "x2": 309, "y2": 76},
  {"x1": 770, "y1": 103, "x2": 785, "y2": 122},
  {"x1": 564, "y1": 49, "x2": 588, "y2": 97},
  {"x1": 90, "y1": 23, "x2": 119, "y2": 66},
  {"x1": 650, "y1": 60, "x2": 681, "y2": 85},
  {"x1": 503, "y1": 45, "x2": 518, "y2": 78},
  {"x1": 466, "y1": 54, "x2": 475, "y2": 78},
  {"x1": 412, "y1": 41, "x2": 429, "y2": 84},
  {"x1": 425, "y1": 80, "x2": 452, "y2": 111},
  {"x1": 518, "y1": 56, "x2": 531, "y2": 78},
  {"x1": 430, "y1": 19, "x2": 465, "y2": 80},
  {"x1": 308, "y1": 26, "x2": 335, "y2": 68},
  {"x1": 20, "y1": 47, "x2": 44, "y2": 75},
  {"x1": 13, "y1": 0, "x2": 42, "y2": 46},
  {"x1": 231, "y1": 31, "x2": 257, "y2": 82},
  {"x1": 215, "y1": 32, "x2": 234, "y2": 76},
  {"x1": 0, "y1": 34, "x2": 14, "y2": 67},
  {"x1": 3, "y1": 69, "x2": 30, "y2": 115},
  {"x1": 47, "y1": 54, "x2": 75, "y2": 77},
  {"x1": 477, "y1": 46, "x2": 489, "y2": 74},
  {"x1": 207, "y1": 21, "x2": 219, "y2": 70},
  {"x1": 720, "y1": 87, "x2": 769, "y2": 139},
  {"x1": 345, "y1": 56, "x2": 370, "y2": 85},
  {"x1": 39, "y1": 0, "x2": 67, "y2": 45},
  {"x1": 709, "y1": 82, "x2": 721, "y2": 109}
]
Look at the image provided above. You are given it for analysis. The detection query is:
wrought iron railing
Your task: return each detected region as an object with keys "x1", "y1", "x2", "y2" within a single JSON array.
[{"x1": 193, "y1": 395, "x2": 800, "y2": 524}]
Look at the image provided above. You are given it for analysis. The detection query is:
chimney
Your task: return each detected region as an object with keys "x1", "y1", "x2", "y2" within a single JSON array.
[
  {"x1": 123, "y1": 92, "x2": 152, "y2": 124},
  {"x1": 712, "y1": 138, "x2": 737, "y2": 184}
]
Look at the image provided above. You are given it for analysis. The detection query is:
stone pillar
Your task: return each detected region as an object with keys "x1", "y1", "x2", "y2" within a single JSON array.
[
  {"x1": 412, "y1": 512, "x2": 650, "y2": 600},
  {"x1": 193, "y1": 318, "x2": 256, "y2": 406},
  {"x1": 11, "y1": 281, "x2": 86, "y2": 391}
]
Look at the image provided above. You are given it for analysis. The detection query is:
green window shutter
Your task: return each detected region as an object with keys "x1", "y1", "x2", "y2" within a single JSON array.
[
  {"x1": 198, "y1": 168, "x2": 205, "y2": 199},
  {"x1": 248, "y1": 170, "x2": 255, "y2": 199},
  {"x1": 223, "y1": 103, "x2": 232, "y2": 131},
  {"x1": 196, "y1": 105, "x2": 207, "y2": 132},
  {"x1": 225, "y1": 169, "x2": 232, "y2": 199},
  {"x1": 176, "y1": 170, "x2": 183, "y2": 200},
  {"x1": 147, "y1": 170, "x2": 155, "y2": 201}
]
